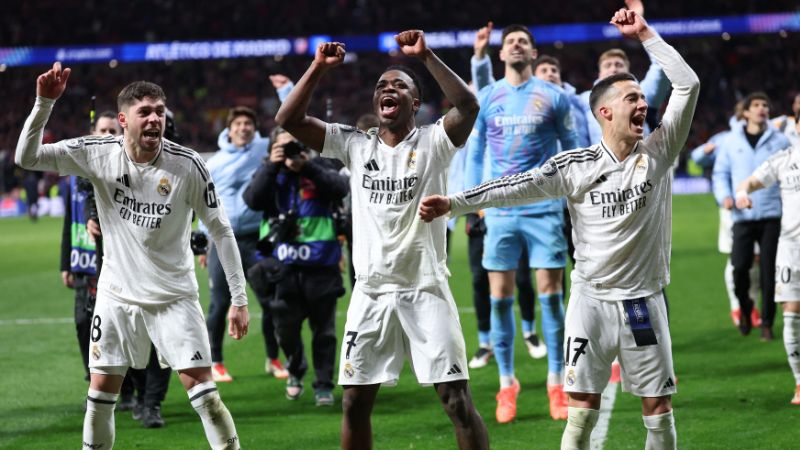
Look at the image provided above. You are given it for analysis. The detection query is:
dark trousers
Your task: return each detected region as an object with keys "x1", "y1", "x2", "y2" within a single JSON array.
[
  {"x1": 73, "y1": 274, "x2": 97, "y2": 378},
  {"x1": 269, "y1": 265, "x2": 342, "y2": 391},
  {"x1": 467, "y1": 232, "x2": 536, "y2": 334},
  {"x1": 206, "y1": 233, "x2": 280, "y2": 362},
  {"x1": 731, "y1": 218, "x2": 780, "y2": 328},
  {"x1": 130, "y1": 344, "x2": 172, "y2": 407}
]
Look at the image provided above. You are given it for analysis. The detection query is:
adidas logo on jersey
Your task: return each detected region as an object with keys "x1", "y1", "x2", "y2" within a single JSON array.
[
  {"x1": 116, "y1": 174, "x2": 131, "y2": 187},
  {"x1": 790, "y1": 351, "x2": 800, "y2": 359},
  {"x1": 190, "y1": 351, "x2": 203, "y2": 361},
  {"x1": 446, "y1": 364, "x2": 463, "y2": 376},
  {"x1": 364, "y1": 159, "x2": 380, "y2": 171},
  {"x1": 662, "y1": 377, "x2": 675, "y2": 390},
  {"x1": 595, "y1": 175, "x2": 607, "y2": 184}
]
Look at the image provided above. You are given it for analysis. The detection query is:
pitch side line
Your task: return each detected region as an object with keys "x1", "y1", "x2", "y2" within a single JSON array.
[{"x1": 590, "y1": 381, "x2": 619, "y2": 449}]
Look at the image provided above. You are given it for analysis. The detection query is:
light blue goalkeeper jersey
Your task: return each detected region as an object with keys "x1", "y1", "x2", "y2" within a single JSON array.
[{"x1": 466, "y1": 76, "x2": 579, "y2": 216}]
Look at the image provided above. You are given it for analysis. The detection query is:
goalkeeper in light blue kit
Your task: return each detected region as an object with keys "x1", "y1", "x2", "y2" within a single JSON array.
[{"x1": 466, "y1": 23, "x2": 579, "y2": 423}]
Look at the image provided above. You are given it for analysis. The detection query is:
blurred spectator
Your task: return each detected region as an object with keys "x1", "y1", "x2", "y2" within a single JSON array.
[{"x1": 197, "y1": 102, "x2": 294, "y2": 383}]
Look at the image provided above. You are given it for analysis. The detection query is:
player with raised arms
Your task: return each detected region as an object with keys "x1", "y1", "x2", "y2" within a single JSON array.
[
  {"x1": 275, "y1": 30, "x2": 489, "y2": 449},
  {"x1": 418, "y1": 9, "x2": 699, "y2": 450},
  {"x1": 16, "y1": 63, "x2": 248, "y2": 450}
]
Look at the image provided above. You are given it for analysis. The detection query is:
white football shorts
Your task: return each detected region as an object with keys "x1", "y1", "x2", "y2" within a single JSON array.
[
  {"x1": 775, "y1": 242, "x2": 800, "y2": 303},
  {"x1": 338, "y1": 282, "x2": 469, "y2": 386},
  {"x1": 563, "y1": 291, "x2": 676, "y2": 398},
  {"x1": 88, "y1": 289, "x2": 211, "y2": 375}
]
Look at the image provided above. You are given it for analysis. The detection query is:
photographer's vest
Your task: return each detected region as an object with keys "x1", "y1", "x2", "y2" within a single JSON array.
[
  {"x1": 259, "y1": 171, "x2": 341, "y2": 266},
  {"x1": 69, "y1": 176, "x2": 98, "y2": 276}
]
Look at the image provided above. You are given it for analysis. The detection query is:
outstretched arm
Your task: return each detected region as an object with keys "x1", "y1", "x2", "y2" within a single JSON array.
[
  {"x1": 471, "y1": 22, "x2": 496, "y2": 90},
  {"x1": 396, "y1": 30, "x2": 479, "y2": 147},
  {"x1": 613, "y1": 8, "x2": 700, "y2": 162},
  {"x1": 420, "y1": 160, "x2": 570, "y2": 222},
  {"x1": 275, "y1": 43, "x2": 345, "y2": 151},
  {"x1": 16, "y1": 62, "x2": 72, "y2": 170}
]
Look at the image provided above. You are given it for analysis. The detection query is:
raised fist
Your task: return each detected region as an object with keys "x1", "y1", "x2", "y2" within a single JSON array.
[
  {"x1": 314, "y1": 42, "x2": 345, "y2": 68},
  {"x1": 395, "y1": 30, "x2": 428, "y2": 58}
]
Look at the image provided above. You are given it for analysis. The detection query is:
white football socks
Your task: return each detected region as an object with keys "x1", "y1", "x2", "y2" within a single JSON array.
[
  {"x1": 83, "y1": 388, "x2": 117, "y2": 449},
  {"x1": 643, "y1": 410, "x2": 677, "y2": 450},
  {"x1": 560, "y1": 407, "x2": 599, "y2": 450},
  {"x1": 188, "y1": 381, "x2": 240, "y2": 450},
  {"x1": 784, "y1": 312, "x2": 800, "y2": 384}
]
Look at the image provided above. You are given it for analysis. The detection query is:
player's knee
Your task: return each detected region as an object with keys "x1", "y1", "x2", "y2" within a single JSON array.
[
  {"x1": 568, "y1": 392, "x2": 601, "y2": 410},
  {"x1": 641, "y1": 395, "x2": 672, "y2": 416},
  {"x1": 438, "y1": 384, "x2": 473, "y2": 425},
  {"x1": 341, "y1": 388, "x2": 372, "y2": 420}
]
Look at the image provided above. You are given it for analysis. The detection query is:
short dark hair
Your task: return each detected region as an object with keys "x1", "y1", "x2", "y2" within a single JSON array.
[
  {"x1": 501, "y1": 24, "x2": 535, "y2": 48},
  {"x1": 383, "y1": 64, "x2": 423, "y2": 101},
  {"x1": 91, "y1": 110, "x2": 118, "y2": 133},
  {"x1": 226, "y1": 106, "x2": 258, "y2": 128},
  {"x1": 117, "y1": 81, "x2": 166, "y2": 111},
  {"x1": 532, "y1": 55, "x2": 560, "y2": 73},
  {"x1": 589, "y1": 72, "x2": 638, "y2": 119},
  {"x1": 89, "y1": 109, "x2": 119, "y2": 133},
  {"x1": 743, "y1": 91, "x2": 770, "y2": 110}
]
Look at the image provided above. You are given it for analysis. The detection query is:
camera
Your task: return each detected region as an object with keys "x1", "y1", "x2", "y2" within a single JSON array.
[
  {"x1": 190, "y1": 230, "x2": 208, "y2": 255},
  {"x1": 257, "y1": 210, "x2": 299, "y2": 254},
  {"x1": 282, "y1": 141, "x2": 306, "y2": 159},
  {"x1": 76, "y1": 176, "x2": 99, "y2": 222}
]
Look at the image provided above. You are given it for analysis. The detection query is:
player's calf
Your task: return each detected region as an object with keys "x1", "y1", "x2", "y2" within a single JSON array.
[
  {"x1": 188, "y1": 381, "x2": 240, "y2": 450},
  {"x1": 436, "y1": 381, "x2": 489, "y2": 450},
  {"x1": 642, "y1": 410, "x2": 677, "y2": 450},
  {"x1": 560, "y1": 407, "x2": 599, "y2": 450},
  {"x1": 83, "y1": 389, "x2": 118, "y2": 450}
]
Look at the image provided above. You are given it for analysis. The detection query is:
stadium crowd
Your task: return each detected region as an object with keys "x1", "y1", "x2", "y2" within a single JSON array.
[{"x1": 1, "y1": 32, "x2": 799, "y2": 196}]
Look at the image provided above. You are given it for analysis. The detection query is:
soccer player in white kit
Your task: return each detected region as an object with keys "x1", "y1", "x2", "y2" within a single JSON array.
[
  {"x1": 736, "y1": 119, "x2": 800, "y2": 405},
  {"x1": 16, "y1": 63, "x2": 248, "y2": 450},
  {"x1": 275, "y1": 30, "x2": 489, "y2": 450},
  {"x1": 419, "y1": 10, "x2": 699, "y2": 450}
]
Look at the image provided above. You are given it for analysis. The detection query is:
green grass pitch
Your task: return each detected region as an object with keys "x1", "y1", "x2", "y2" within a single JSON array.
[{"x1": 0, "y1": 194, "x2": 797, "y2": 449}]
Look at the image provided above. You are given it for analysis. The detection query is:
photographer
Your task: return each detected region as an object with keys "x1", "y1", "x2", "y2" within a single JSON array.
[
  {"x1": 59, "y1": 111, "x2": 118, "y2": 382},
  {"x1": 243, "y1": 127, "x2": 347, "y2": 406}
]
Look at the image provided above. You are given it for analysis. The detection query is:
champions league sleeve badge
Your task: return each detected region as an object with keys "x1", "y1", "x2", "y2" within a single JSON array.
[
  {"x1": 540, "y1": 159, "x2": 558, "y2": 177},
  {"x1": 157, "y1": 177, "x2": 172, "y2": 196}
]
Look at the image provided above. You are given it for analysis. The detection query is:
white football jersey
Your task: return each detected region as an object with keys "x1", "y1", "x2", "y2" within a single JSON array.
[
  {"x1": 753, "y1": 146, "x2": 800, "y2": 243},
  {"x1": 449, "y1": 36, "x2": 700, "y2": 301},
  {"x1": 17, "y1": 98, "x2": 247, "y2": 306},
  {"x1": 322, "y1": 119, "x2": 458, "y2": 294}
]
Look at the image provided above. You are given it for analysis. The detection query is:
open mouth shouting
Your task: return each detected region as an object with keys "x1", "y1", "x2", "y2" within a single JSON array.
[
  {"x1": 379, "y1": 96, "x2": 400, "y2": 119},
  {"x1": 631, "y1": 113, "x2": 646, "y2": 135},
  {"x1": 142, "y1": 128, "x2": 161, "y2": 147}
]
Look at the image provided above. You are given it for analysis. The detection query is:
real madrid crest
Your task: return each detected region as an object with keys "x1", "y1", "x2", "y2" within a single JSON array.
[
  {"x1": 343, "y1": 362, "x2": 355, "y2": 379},
  {"x1": 635, "y1": 155, "x2": 647, "y2": 171},
  {"x1": 91, "y1": 344, "x2": 101, "y2": 361},
  {"x1": 566, "y1": 369, "x2": 576, "y2": 386},
  {"x1": 157, "y1": 177, "x2": 172, "y2": 196},
  {"x1": 408, "y1": 151, "x2": 417, "y2": 170}
]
